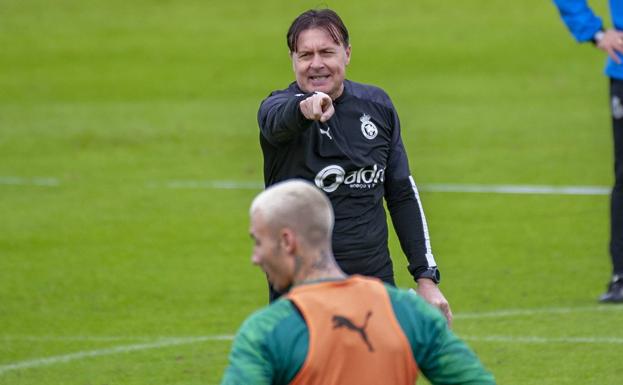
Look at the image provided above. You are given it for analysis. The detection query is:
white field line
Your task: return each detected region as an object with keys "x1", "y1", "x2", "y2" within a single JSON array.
[
  {"x1": 423, "y1": 183, "x2": 609, "y2": 196},
  {"x1": 3, "y1": 332, "x2": 621, "y2": 377},
  {"x1": 0, "y1": 177, "x2": 60, "y2": 187},
  {"x1": 2, "y1": 305, "x2": 623, "y2": 374},
  {"x1": 157, "y1": 179, "x2": 610, "y2": 196},
  {"x1": 0, "y1": 335, "x2": 234, "y2": 375},
  {"x1": 0, "y1": 176, "x2": 611, "y2": 195},
  {"x1": 158, "y1": 180, "x2": 264, "y2": 190},
  {"x1": 454, "y1": 305, "x2": 623, "y2": 319},
  {"x1": 2, "y1": 335, "x2": 165, "y2": 342},
  {"x1": 463, "y1": 335, "x2": 623, "y2": 344}
]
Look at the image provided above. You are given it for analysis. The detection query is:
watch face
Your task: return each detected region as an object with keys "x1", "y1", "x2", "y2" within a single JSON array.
[
  {"x1": 432, "y1": 268, "x2": 440, "y2": 283},
  {"x1": 422, "y1": 267, "x2": 440, "y2": 283}
]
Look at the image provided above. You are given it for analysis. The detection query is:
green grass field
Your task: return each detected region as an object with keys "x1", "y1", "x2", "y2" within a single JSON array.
[{"x1": 1, "y1": 0, "x2": 622, "y2": 384}]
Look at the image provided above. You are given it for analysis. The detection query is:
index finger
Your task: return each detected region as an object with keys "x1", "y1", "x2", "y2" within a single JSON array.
[{"x1": 320, "y1": 103, "x2": 335, "y2": 123}]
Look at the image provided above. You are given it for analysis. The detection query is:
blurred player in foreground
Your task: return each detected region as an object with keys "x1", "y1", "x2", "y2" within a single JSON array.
[
  {"x1": 553, "y1": 0, "x2": 623, "y2": 302},
  {"x1": 220, "y1": 180, "x2": 495, "y2": 385}
]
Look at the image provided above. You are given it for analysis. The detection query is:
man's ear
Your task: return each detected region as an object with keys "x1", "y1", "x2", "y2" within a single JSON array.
[
  {"x1": 280, "y1": 228, "x2": 297, "y2": 254},
  {"x1": 290, "y1": 51, "x2": 297, "y2": 72},
  {"x1": 344, "y1": 45, "x2": 351, "y2": 66}
]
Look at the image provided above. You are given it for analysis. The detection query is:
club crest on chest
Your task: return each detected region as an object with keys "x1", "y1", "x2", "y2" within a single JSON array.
[{"x1": 360, "y1": 114, "x2": 378, "y2": 139}]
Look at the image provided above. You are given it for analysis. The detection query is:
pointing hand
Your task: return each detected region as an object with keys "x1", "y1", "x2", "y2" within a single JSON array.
[{"x1": 299, "y1": 92, "x2": 335, "y2": 123}]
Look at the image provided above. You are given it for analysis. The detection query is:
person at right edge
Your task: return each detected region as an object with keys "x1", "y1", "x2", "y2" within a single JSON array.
[{"x1": 553, "y1": 0, "x2": 623, "y2": 302}]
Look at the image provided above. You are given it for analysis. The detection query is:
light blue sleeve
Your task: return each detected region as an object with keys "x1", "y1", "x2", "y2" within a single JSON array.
[{"x1": 552, "y1": 0, "x2": 603, "y2": 42}]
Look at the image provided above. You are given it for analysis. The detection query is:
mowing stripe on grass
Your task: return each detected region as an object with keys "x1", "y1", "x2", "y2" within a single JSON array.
[{"x1": 0, "y1": 335, "x2": 233, "y2": 375}]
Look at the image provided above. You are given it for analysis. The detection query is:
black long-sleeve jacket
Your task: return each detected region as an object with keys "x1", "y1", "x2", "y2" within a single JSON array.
[{"x1": 258, "y1": 79, "x2": 438, "y2": 282}]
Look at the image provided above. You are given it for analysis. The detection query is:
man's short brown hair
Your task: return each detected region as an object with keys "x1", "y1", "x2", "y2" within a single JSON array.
[{"x1": 287, "y1": 9, "x2": 349, "y2": 52}]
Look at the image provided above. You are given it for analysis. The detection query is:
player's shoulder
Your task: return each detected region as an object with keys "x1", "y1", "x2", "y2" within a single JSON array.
[
  {"x1": 240, "y1": 297, "x2": 298, "y2": 335},
  {"x1": 344, "y1": 80, "x2": 394, "y2": 109}
]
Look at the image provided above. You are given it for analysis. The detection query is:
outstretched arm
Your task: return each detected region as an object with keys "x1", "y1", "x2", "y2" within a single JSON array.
[{"x1": 258, "y1": 90, "x2": 334, "y2": 146}]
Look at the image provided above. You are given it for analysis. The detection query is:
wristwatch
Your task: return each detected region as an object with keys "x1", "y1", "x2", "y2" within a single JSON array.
[
  {"x1": 592, "y1": 29, "x2": 605, "y2": 45},
  {"x1": 415, "y1": 267, "x2": 440, "y2": 284}
]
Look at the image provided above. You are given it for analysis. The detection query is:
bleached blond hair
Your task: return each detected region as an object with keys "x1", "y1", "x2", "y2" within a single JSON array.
[{"x1": 250, "y1": 180, "x2": 334, "y2": 246}]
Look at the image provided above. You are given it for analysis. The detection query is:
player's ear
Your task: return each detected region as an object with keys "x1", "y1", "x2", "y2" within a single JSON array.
[{"x1": 280, "y1": 228, "x2": 297, "y2": 254}]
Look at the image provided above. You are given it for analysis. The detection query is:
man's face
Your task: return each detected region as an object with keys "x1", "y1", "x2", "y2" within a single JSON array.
[
  {"x1": 291, "y1": 27, "x2": 351, "y2": 100},
  {"x1": 250, "y1": 211, "x2": 294, "y2": 292}
]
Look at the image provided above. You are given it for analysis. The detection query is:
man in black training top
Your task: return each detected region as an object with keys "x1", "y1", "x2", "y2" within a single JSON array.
[{"x1": 257, "y1": 8, "x2": 452, "y2": 323}]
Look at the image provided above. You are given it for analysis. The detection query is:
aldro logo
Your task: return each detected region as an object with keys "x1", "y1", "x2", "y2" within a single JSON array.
[{"x1": 314, "y1": 164, "x2": 385, "y2": 193}]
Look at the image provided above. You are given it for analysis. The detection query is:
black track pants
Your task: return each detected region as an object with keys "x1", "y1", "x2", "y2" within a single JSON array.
[{"x1": 610, "y1": 78, "x2": 623, "y2": 275}]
